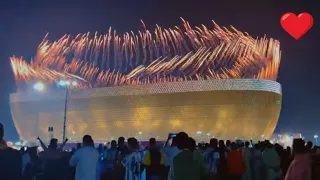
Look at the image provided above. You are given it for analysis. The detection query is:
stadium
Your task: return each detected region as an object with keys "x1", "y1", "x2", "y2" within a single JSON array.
[{"x1": 10, "y1": 19, "x2": 282, "y2": 142}]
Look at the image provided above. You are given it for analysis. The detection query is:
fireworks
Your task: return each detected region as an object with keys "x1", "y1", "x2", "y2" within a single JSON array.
[{"x1": 11, "y1": 18, "x2": 281, "y2": 89}]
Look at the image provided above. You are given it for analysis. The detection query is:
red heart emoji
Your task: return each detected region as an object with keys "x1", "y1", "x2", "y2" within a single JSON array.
[{"x1": 280, "y1": 12, "x2": 314, "y2": 40}]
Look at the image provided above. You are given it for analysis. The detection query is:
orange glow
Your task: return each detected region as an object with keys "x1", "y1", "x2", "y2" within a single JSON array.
[
  {"x1": 170, "y1": 120, "x2": 182, "y2": 128},
  {"x1": 10, "y1": 19, "x2": 281, "y2": 89}
]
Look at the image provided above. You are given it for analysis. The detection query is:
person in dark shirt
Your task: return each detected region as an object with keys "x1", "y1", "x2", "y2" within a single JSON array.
[
  {"x1": 143, "y1": 138, "x2": 164, "y2": 180},
  {"x1": 117, "y1": 137, "x2": 129, "y2": 156},
  {"x1": 306, "y1": 141, "x2": 313, "y2": 152},
  {"x1": 23, "y1": 147, "x2": 39, "y2": 180},
  {"x1": 115, "y1": 136, "x2": 129, "y2": 180},
  {"x1": 0, "y1": 147, "x2": 23, "y2": 180},
  {"x1": 172, "y1": 132, "x2": 202, "y2": 180},
  {"x1": 0, "y1": 123, "x2": 22, "y2": 180},
  {"x1": 37, "y1": 137, "x2": 68, "y2": 160},
  {"x1": 217, "y1": 140, "x2": 228, "y2": 179}
]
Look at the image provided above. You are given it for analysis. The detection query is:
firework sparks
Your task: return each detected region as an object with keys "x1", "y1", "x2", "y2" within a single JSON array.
[{"x1": 11, "y1": 18, "x2": 281, "y2": 89}]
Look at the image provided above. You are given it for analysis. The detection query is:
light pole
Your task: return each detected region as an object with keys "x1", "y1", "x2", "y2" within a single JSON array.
[
  {"x1": 62, "y1": 86, "x2": 68, "y2": 142},
  {"x1": 34, "y1": 80, "x2": 77, "y2": 142},
  {"x1": 59, "y1": 80, "x2": 77, "y2": 142}
]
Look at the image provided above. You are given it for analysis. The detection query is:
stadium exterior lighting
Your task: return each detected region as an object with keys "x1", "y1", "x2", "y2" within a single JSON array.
[
  {"x1": 33, "y1": 82, "x2": 45, "y2": 92},
  {"x1": 58, "y1": 80, "x2": 78, "y2": 142},
  {"x1": 71, "y1": 81, "x2": 78, "y2": 86},
  {"x1": 138, "y1": 131, "x2": 142, "y2": 141},
  {"x1": 58, "y1": 80, "x2": 77, "y2": 87},
  {"x1": 314, "y1": 134, "x2": 318, "y2": 144},
  {"x1": 58, "y1": 81, "x2": 65, "y2": 86},
  {"x1": 206, "y1": 133, "x2": 211, "y2": 139},
  {"x1": 71, "y1": 131, "x2": 76, "y2": 140}
]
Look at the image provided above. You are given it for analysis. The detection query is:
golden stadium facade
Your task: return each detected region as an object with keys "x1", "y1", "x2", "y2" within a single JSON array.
[{"x1": 10, "y1": 79, "x2": 281, "y2": 142}]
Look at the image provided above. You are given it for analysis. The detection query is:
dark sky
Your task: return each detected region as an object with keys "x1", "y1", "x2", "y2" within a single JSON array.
[{"x1": 0, "y1": 0, "x2": 319, "y2": 140}]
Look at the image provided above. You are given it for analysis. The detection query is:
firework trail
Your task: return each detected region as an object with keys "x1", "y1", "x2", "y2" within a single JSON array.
[{"x1": 11, "y1": 18, "x2": 281, "y2": 89}]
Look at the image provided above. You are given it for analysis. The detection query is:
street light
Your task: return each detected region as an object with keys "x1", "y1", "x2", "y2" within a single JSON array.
[
  {"x1": 72, "y1": 81, "x2": 78, "y2": 86},
  {"x1": 58, "y1": 80, "x2": 78, "y2": 142},
  {"x1": 33, "y1": 82, "x2": 46, "y2": 92},
  {"x1": 314, "y1": 134, "x2": 318, "y2": 144}
]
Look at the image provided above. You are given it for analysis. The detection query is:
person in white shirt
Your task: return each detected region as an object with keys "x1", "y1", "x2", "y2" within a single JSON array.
[
  {"x1": 163, "y1": 136, "x2": 179, "y2": 180},
  {"x1": 70, "y1": 135, "x2": 100, "y2": 180},
  {"x1": 121, "y1": 137, "x2": 142, "y2": 180}
]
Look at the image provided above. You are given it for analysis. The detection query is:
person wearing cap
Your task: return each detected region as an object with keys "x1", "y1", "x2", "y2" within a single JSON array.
[{"x1": 70, "y1": 135, "x2": 100, "y2": 180}]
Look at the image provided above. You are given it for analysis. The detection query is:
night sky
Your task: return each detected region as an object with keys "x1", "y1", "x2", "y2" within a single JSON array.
[{"x1": 0, "y1": 0, "x2": 319, "y2": 140}]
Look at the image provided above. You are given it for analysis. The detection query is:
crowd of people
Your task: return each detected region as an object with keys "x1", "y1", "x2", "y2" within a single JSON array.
[{"x1": 1, "y1": 122, "x2": 320, "y2": 180}]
